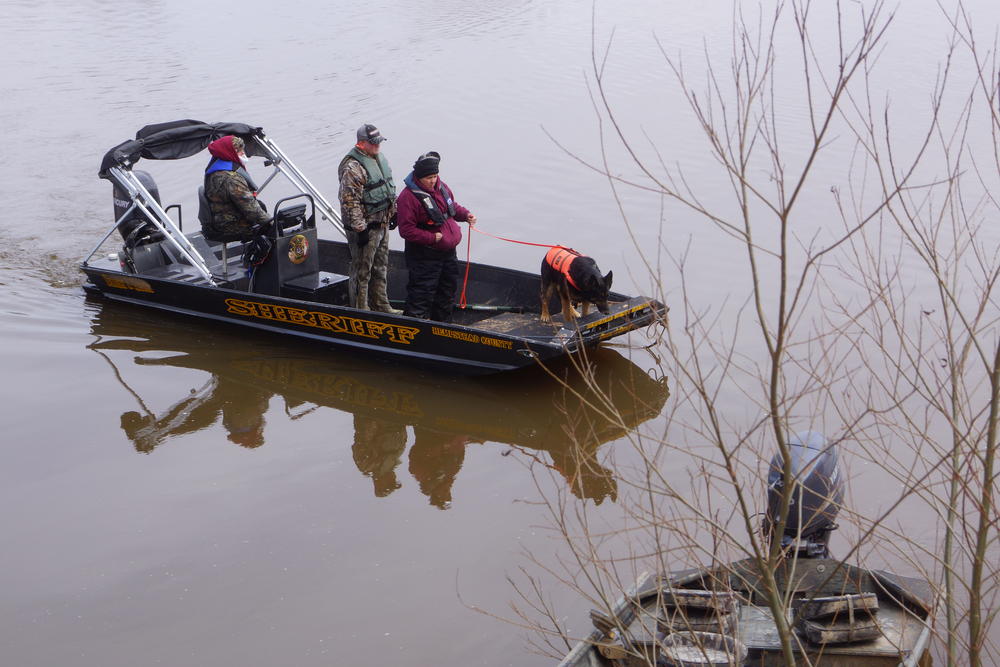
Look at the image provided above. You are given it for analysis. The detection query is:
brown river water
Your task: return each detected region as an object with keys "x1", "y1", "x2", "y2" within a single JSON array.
[{"x1": 3, "y1": 1, "x2": 1000, "y2": 665}]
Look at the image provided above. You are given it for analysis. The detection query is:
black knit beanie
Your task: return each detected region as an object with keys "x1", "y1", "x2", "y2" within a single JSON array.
[{"x1": 413, "y1": 151, "x2": 440, "y2": 178}]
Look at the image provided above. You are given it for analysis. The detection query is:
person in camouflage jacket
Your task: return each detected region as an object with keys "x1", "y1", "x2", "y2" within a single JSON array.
[
  {"x1": 338, "y1": 124, "x2": 399, "y2": 313},
  {"x1": 203, "y1": 135, "x2": 269, "y2": 241}
]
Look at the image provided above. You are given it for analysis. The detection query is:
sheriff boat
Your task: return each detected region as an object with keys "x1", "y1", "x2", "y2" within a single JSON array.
[{"x1": 82, "y1": 120, "x2": 666, "y2": 375}]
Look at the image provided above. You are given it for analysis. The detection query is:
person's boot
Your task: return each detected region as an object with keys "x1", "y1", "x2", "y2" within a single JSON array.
[
  {"x1": 372, "y1": 292, "x2": 402, "y2": 315},
  {"x1": 374, "y1": 303, "x2": 403, "y2": 315},
  {"x1": 355, "y1": 285, "x2": 371, "y2": 311}
]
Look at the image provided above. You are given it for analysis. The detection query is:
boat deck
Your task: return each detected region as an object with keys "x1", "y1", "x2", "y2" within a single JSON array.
[
  {"x1": 473, "y1": 300, "x2": 645, "y2": 338},
  {"x1": 94, "y1": 232, "x2": 653, "y2": 336},
  {"x1": 560, "y1": 560, "x2": 934, "y2": 667},
  {"x1": 620, "y1": 595, "x2": 930, "y2": 666}
]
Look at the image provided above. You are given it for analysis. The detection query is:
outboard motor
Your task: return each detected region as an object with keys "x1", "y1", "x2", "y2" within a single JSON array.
[
  {"x1": 763, "y1": 431, "x2": 843, "y2": 558},
  {"x1": 113, "y1": 169, "x2": 162, "y2": 247}
]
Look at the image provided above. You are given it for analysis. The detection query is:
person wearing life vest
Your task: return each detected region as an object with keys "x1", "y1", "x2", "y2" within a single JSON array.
[
  {"x1": 338, "y1": 123, "x2": 400, "y2": 314},
  {"x1": 395, "y1": 151, "x2": 477, "y2": 322},
  {"x1": 203, "y1": 135, "x2": 270, "y2": 241}
]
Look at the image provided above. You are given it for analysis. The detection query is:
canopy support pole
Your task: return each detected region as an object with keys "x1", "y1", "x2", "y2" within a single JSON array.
[
  {"x1": 251, "y1": 135, "x2": 346, "y2": 238},
  {"x1": 100, "y1": 166, "x2": 218, "y2": 283}
]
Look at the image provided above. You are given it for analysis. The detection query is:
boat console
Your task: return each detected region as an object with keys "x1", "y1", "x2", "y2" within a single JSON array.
[{"x1": 247, "y1": 199, "x2": 349, "y2": 305}]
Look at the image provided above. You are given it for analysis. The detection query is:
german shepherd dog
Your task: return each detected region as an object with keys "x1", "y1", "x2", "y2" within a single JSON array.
[{"x1": 540, "y1": 246, "x2": 613, "y2": 324}]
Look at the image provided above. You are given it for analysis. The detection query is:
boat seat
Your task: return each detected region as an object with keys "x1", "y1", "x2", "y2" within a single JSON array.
[{"x1": 198, "y1": 185, "x2": 245, "y2": 279}]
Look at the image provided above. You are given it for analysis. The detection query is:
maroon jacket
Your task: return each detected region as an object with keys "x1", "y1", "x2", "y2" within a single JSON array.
[{"x1": 396, "y1": 174, "x2": 471, "y2": 251}]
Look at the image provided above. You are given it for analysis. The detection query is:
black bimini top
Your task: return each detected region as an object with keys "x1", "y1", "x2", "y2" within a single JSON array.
[{"x1": 99, "y1": 119, "x2": 262, "y2": 178}]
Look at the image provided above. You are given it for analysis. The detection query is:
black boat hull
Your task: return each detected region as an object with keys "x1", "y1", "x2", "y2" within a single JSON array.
[{"x1": 81, "y1": 239, "x2": 664, "y2": 375}]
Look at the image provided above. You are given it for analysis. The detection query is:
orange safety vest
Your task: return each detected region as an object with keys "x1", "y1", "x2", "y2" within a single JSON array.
[{"x1": 544, "y1": 246, "x2": 582, "y2": 290}]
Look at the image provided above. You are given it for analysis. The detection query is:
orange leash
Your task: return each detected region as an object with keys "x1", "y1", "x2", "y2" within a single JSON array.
[
  {"x1": 457, "y1": 225, "x2": 561, "y2": 310},
  {"x1": 471, "y1": 225, "x2": 561, "y2": 249},
  {"x1": 459, "y1": 231, "x2": 472, "y2": 308}
]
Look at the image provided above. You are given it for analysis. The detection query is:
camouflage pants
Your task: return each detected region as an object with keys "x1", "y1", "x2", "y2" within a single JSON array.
[{"x1": 347, "y1": 224, "x2": 392, "y2": 311}]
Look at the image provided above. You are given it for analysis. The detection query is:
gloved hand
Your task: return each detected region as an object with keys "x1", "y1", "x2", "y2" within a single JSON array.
[
  {"x1": 388, "y1": 212, "x2": 398, "y2": 230},
  {"x1": 356, "y1": 228, "x2": 370, "y2": 248},
  {"x1": 250, "y1": 220, "x2": 274, "y2": 237}
]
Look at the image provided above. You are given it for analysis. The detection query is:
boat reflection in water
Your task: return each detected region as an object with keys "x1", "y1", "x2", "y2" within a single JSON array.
[{"x1": 88, "y1": 299, "x2": 668, "y2": 507}]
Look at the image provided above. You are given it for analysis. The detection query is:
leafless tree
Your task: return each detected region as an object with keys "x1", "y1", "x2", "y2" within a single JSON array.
[
  {"x1": 490, "y1": 1, "x2": 1000, "y2": 666},
  {"x1": 831, "y1": 3, "x2": 1000, "y2": 663}
]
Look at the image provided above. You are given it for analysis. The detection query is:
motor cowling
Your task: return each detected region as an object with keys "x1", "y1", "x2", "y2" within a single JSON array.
[
  {"x1": 113, "y1": 169, "x2": 160, "y2": 243},
  {"x1": 764, "y1": 431, "x2": 843, "y2": 558}
]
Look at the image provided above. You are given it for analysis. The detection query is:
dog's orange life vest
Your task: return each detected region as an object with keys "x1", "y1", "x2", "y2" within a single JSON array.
[{"x1": 544, "y1": 246, "x2": 582, "y2": 290}]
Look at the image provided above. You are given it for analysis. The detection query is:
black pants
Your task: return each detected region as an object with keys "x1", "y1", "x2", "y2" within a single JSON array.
[{"x1": 404, "y1": 243, "x2": 458, "y2": 322}]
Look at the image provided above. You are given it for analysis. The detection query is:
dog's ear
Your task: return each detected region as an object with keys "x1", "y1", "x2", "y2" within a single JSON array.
[{"x1": 603, "y1": 270, "x2": 613, "y2": 290}]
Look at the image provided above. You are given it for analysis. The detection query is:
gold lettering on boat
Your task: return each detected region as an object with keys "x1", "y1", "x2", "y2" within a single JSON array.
[
  {"x1": 224, "y1": 298, "x2": 420, "y2": 345},
  {"x1": 103, "y1": 274, "x2": 154, "y2": 293},
  {"x1": 431, "y1": 326, "x2": 513, "y2": 350}
]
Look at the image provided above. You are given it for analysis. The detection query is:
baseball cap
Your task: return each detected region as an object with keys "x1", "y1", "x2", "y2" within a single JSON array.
[{"x1": 357, "y1": 124, "x2": 387, "y2": 144}]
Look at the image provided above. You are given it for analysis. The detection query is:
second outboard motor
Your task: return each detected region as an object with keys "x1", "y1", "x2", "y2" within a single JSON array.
[
  {"x1": 763, "y1": 431, "x2": 843, "y2": 558},
  {"x1": 113, "y1": 169, "x2": 161, "y2": 246}
]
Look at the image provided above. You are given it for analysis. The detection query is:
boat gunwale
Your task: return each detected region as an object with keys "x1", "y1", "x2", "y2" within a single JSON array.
[
  {"x1": 557, "y1": 561, "x2": 934, "y2": 667},
  {"x1": 80, "y1": 248, "x2": 663, "y2": 351},
  {"x1": 82, "y1": 257, "x2": 666, "y2": 375}
]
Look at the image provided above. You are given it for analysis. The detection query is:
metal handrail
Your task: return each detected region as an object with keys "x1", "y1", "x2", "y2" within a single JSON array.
[
  {"x1": 86, "y1": 166, "x2": 217, "y2": 282},
  {"x1": 86, "y1": 128, "x2": 347, "y2": 280},
  {"x1": 253, "y1": 135, "x2": 345, "y2": 237}
]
